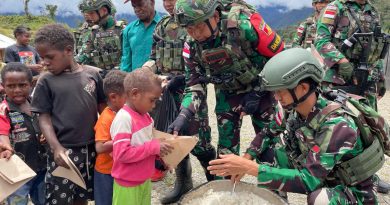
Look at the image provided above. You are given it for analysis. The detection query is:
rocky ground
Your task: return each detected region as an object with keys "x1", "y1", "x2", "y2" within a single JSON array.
[
  {"x1": 151, "y1": 85, "x2": 390, "y2": 205},
  {"x1": 5, "y1": 86, "x2": 389, "y2": 205}
]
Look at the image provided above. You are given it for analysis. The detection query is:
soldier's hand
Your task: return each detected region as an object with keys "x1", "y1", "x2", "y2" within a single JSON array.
[
  {"x1": 241, "y1": 91, "x2": 264, "y2": 116},
  {"x1": 338, "y1": 61, "x2": 354, "y2": 81},
  {"x1": 230, "y1": 153, "x2": 253, "y2": 182},
  {"x1": 167, "y1": 108, "x2": 194, "y2": 136},
  {"x1": 208, "y1": 154, "x2": 259, "y2": 177},
  {"x1": 167, "y1": 75, "x2": 185, "y2": 93}
]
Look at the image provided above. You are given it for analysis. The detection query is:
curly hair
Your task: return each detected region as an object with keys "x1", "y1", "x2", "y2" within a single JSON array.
[
  {"x1": 1, "y1": 62, "x2": 32, "y2": 83},
  {"x1": 103, "y1": 70, "x2": 127, "y2": 96},
  {"x1": 124, "y1": 68, "x2": 162, "y2": 93},
  {"x1": 34, "y1": 24, "x2": 75, "y2": 50}
]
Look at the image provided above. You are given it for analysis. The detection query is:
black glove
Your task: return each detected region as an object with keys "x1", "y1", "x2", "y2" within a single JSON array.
[
  {"x1": 167, "y1": 75, "x2": 186, "y2": 92},
  {"x1": 241, "y1": 91, "x2": 264, "y2": 115},
  {"x1": 167, "y1": 108, "x2": 194, "y2": 134}
]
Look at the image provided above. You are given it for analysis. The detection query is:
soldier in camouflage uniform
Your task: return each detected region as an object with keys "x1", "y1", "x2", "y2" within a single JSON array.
[
  {"x1": 75, "y1": 0, "x2": 125, "y2": 74},
  {"x1": 315, "y1": 0, "x2": 387, "y2": 111},
  {"x1": 169, "y1": 0, "x2": 284, "y2": 164},
  {"x1": 292, "y1": 0, "x2": 330, "y2": 48},
  {"x1": 142, "y1": 0, "x2": 216, "y2": 203},
  {"x1": 208, "y1": 48, "x2": 385, "y2": 204},
  {"x1": 315, "y1": 0, "x2": 390, "y2": 193}
]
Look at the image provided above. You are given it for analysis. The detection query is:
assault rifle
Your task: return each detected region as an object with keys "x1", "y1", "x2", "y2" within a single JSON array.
[{"x1": 335, "y1": 26, "x2": 389, "y2": 96}]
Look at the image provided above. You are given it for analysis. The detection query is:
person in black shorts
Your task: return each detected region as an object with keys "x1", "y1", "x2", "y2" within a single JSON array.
[{"x1": 31, "y1": 24, "x2": 106, "y2": 205}]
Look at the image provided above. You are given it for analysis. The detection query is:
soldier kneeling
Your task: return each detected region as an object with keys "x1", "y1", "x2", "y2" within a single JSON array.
[{"x1": 208, "y1": 48, "x2": 390, "y2": 205}]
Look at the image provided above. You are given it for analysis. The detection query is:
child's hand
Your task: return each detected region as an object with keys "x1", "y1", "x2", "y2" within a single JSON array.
[
  {"x1": 39, "y1": 134, "x2": 47, "y2": 144},
  {"x1": 53, "y1": 146, "x2": 70, "y2": 169},
  {"x1": 0, "y1": 150, "x2": 13, "y2": 160},
  {"x1": 159, "y1": 139, "x2": 173, "y2": 157},
  {"x1": 0, "y1": 142, "x2": 13, "y2": 152}
]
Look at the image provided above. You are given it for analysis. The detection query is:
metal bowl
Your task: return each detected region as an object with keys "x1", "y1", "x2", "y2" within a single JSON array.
[{"x1": 179, "y1": 180, "x2": 288, "y2": 205}]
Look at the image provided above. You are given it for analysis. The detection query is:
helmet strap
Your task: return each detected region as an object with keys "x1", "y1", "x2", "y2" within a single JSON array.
[
  {"x1": 285, "y1": 84, "x2": 316, "y2": 110},
  {"x1": 199, "y1": 19, "x2": 219, "y2": 44},
  {"x1": 95, "y1": 10, "x2": 109, "y2": 26}
]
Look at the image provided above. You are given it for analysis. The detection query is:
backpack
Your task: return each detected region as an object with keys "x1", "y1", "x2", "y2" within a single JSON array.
[{"x1": 320, "y1": 89, "x2": 389, "y2": 185}]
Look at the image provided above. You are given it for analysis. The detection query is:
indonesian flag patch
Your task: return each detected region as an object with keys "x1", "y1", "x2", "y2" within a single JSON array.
[
  {"x1": 297, "y1": 26, "x2": 304, "y2": 34},
  {"x1": 324, "y1": 9, "x2": 336, "y2": 19},
  {"x1": 275, "y1": 101, "x2": 284, "y2": 126},
  {"x1": 321, "y1": 5, "x2": 337, "y2": 24},
  {"x1": 182, "y1": 42, "x2": 190, "y2": 58}
]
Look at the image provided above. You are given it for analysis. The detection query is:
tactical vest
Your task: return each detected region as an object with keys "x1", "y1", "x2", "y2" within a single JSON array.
[
  {"x1": 194, "y1": 4, "x2": 265, "y2": 92},
  {"x1": 90, "y1": 22, "x2": 124, "y2": 70},
  {"x1": 285, "y1": 91, "x2": 386, "y2": 186},
  {"x1": 332, "y1": 2, "x2": 384, "y2": 65},
  {"x1": 74, "y1": 22, "x2": 91, "y2": 55},
  {"x1": 154, "y1": 16, "x2": 187, "y2": 74},
  {"x1": 302, "y1": 17, "x2": 317, "y2": 49}
]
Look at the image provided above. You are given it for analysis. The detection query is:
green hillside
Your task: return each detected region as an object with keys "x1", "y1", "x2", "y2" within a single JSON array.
[{"x1": 0, "y1": 15, "x2": 55, "y2": 38}]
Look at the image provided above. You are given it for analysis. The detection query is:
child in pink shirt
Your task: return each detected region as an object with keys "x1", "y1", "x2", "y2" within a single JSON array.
[{"x1": 110, "y1": 68, "x2": 173, "y2": 205}]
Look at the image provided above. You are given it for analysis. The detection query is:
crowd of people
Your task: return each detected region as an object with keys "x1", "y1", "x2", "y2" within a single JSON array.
[{"x1": 0, "y1": 0, "x2": 389, "y2": 205}]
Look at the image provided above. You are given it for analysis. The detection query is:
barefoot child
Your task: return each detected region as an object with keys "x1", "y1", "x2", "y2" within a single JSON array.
[
  {"x1": 94, "y1": 70, "x2": 127, "y2": 205},
  {"x1": 111, "y1": 68, "x2": 173, "y2": 205},
  {"x1": 31, "y1": 24, "x2": 106, "y2": 205},
  {"x1": 0, "y1": 62, "x2": 46, "y2": 205}
]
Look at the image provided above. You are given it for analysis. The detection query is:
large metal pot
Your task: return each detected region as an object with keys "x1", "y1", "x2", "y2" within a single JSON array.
[{"x1": 179, "y1": 180, "x2": 288, "y2": 205}]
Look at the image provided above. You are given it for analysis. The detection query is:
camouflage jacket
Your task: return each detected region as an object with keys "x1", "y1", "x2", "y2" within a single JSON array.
[
  {"x1": 75, "y1": 16, "x2": 126, "y2": 70},
  {"x1": 181, "y1": 6, "x2": 278, "y2": 113},
  {"x1": 148, "y1": 15, "x2": 188, "y2": 75},
  {"x1": 292, "y1": 15, "x2": 317, "y2": 48},
  {"x1": 315, "y1": 0, "x2": 386, "y2": 88},
  {"x1": 249, "y1": 95, "x2": 376, "y2": 203}
]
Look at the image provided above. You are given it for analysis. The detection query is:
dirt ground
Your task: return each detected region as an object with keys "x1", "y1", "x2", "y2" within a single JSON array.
[
  {"x1": 6, "y1": 86, "x2": 389, "y2": 205},
  {"x1": 151, "y1": 85, "x2": 390, "y2": 205}
]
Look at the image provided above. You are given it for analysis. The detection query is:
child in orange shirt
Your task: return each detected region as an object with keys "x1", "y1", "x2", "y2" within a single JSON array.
[{"x1": 94, "y1": 70, "x2": 127, "y2": 205}]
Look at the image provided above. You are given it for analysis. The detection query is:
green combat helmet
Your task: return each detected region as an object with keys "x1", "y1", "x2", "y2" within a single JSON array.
[
  {"x1": 260, "y1": 48, "x2": 324, "y2": 91},
  {"x1": 175, "y1": 0, "x2": 223, "y2": 26},
  {"x1": 78, "y1": 0, "x2": 115, "y2": 14}
]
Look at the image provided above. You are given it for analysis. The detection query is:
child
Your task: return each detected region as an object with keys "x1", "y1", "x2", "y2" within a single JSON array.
[
  {"x1": 111, "y1": 68, "x2": 173, "y2": 205},
  {"x1": 0, "y1": 62, "x2": 5, "y2": 100},
  {"x1": 0, "y1": 62, "x2": 46, "y2": 205},
  {"x1": 4, "y1": 26, "x2": 43, "y2": 76},
  {"x1": 31, "y1": 24, "x2": 106, "y2": 205},
  {"x1": 94, "y1": 70, "x2": 127, "y2": 205}
]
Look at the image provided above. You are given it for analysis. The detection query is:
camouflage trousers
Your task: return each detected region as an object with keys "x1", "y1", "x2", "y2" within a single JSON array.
[
  {"x1": 214, "y1": 89, "x2": 275, "y2": 155},
  {"x1": 307, "y1": 184, "x2": 377, "y2": 205},
  {"x1": 172, "y1": 87, "x2": 215, "y2": 157},
  {"x1": 257, "y1": 147, "x2": 377, "y2": 205}
]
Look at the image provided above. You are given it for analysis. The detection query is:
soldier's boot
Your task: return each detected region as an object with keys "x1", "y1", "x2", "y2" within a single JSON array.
[
  {"x1": 160, "y1": 155, "x2": 193, "y2": 204},
  {"x1": 377, "y1": 178, "x2": 390, "y2": 194},
  {"x1": 196, "y1": 148, "x2": 217, "y2": 181}
]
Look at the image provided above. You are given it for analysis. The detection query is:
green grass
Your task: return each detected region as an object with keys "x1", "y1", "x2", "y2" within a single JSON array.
[{"x1": 0, "y1": 15, "x2": 56, "y2": 38}]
